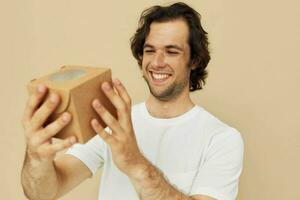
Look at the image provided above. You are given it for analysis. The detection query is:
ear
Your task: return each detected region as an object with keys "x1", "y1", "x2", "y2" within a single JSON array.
[
  {"x1": 138, "y1": 54, "x2": 143, "y2": 60},
  {"x1": 190, "y1": 60, "x2": 197, "y2": 70},
  {"x1": 138, "y1": 54, "x2": 143, "y2": 69}
]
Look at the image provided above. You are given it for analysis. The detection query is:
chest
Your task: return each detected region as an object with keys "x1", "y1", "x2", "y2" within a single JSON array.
[
  {"x1": 133, "y1": 124, "x2": 208, "y2": 193},
  {"x1": 135, "y1": 124, "x2": 208, "y2": 173}
]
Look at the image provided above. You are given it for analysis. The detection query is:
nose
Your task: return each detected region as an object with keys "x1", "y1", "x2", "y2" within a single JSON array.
[{"x1": 152, "y1": 50, "x2": 166, "y2": 68}]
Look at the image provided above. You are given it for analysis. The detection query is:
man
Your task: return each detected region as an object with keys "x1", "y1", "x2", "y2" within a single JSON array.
[{"x1": 21, "y1": 2, "x2": 243, "y2": 200}]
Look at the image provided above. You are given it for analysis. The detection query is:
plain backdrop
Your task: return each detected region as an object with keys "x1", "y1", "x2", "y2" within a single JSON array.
[{"x1": 1, "y1": 0, "x2": 299, "y2": 199}]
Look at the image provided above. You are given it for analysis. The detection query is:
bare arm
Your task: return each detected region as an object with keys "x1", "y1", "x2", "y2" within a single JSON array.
[
  {"x1": 21, "y1": 151, "x2": 60, "y2": 200},
  {"x1": 129, "y1": 157, "x2": 215, "y2": 200},
  {"x1": 54, "y1": 154, "x2": 92, "y2": 199},
  {"x1": 21, "y1": 84, "x2": 91, "y2": 200}
]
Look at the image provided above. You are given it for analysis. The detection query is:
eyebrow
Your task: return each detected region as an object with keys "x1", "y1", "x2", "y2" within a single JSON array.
[{"x1": 143, "y1": 43, "x2": 184, "y2": 52}]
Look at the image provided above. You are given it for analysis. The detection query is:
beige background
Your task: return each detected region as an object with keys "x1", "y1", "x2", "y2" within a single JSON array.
[{"x1": 1, "y1": 0, "x2": 299, "y2": 199}]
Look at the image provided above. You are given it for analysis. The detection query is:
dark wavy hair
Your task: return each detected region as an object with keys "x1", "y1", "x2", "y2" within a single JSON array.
[{"x1": 130, "y1": 2, "x2": 210, "y2": 91}]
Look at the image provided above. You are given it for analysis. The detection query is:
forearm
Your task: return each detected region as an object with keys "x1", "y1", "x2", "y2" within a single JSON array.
[
  {"x1": 21, "y1": 150, "x2": 61, "y2": 200},
  {"x1": 129, "y1": 157, "x2": 194, "y2": 200}
]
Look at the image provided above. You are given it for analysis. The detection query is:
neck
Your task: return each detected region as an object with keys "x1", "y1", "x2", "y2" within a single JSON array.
[{"x1": 145, "y1": 89, "x2": 195, "y2": 119}]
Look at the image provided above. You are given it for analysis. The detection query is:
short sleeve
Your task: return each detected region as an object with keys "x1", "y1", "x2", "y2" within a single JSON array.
[
  {"x1": 66, "y1": 134, "x2": 107, "y2": 176},
  {"x1": 190, "y1": 128, "x2": 244, "y2": 200}
]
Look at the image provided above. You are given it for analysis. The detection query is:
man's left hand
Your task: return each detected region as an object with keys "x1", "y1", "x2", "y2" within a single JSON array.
[{"x1": 91, "y1": 79, "x2": 147, "y2": 178}]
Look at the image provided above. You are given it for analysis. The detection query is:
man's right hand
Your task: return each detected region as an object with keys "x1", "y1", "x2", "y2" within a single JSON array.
[{"x1": 22, "y1": 84, "x2": 77, "y2": 162}]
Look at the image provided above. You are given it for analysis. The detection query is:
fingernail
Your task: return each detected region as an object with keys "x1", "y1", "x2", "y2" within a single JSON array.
[
  {"x1": 37, "y1": 85, "x2": 46, "y2": 93},
  {"x1": 102, "y1": 82, "x2": 111, "y2": 91},
  {"x1": 113, "y1": 79, "x2": 121, "y2": 85},
  {"x1": 50, "y1": 94, "x2": 58, "y2": 103},
  {"x1": 92, "y1": 118, "x2": 99, "y2": 126},
  {"x1": 69, "y1": 136, "x2": 76, "y2": 144},
  {"x1": 93, "y1": 100, "x2": 102, "y2": 108},
  {"x1": 62, "y1": 112, "x2": 71, "y2": 123}
]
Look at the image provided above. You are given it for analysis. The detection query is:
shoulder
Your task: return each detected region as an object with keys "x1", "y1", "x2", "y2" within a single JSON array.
[{"x1": 193, "y1": 106, "x2": 244, "y2": 150}]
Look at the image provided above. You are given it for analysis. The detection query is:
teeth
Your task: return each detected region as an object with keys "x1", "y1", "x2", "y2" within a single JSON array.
[{"x1": 152, "y1": 72, "x2": 169, "y2": 80}]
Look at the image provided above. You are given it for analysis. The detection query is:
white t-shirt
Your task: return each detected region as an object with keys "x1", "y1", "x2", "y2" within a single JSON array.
[{"x1": 66, "y1": 102, "x2": 244, "y2": 200}]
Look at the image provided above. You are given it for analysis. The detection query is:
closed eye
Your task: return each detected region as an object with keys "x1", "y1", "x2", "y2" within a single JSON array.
[
  {"x1": 167, "y1": 51, "x2": 179, "y2": 54},
  {"x1": 144, "y1": 49, "x2": 155, "y2": 54}
]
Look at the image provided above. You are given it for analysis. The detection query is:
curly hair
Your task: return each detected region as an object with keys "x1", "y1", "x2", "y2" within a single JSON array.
[{"x1": 130, "y1": 2, "x2": 210, "y2": 91}]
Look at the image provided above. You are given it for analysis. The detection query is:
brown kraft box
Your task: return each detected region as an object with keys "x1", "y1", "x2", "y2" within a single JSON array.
[{"x1": 27, "y1": 65, "x2": 117, "y2": 143}]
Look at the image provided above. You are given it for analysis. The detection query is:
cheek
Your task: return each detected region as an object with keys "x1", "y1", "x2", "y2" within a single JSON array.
[
  {"x1": 141, "y1": 56, "x2": 151, "y2": 69},
  {"x1": 141, "y1": 60, "x2": 146, "y2": 71},
  {"x1": 141, "y1": 60, "x2": 148, "y2": 75},
  {"x1": 174, "y1": 60, "x2": 190, "y2": 76}
]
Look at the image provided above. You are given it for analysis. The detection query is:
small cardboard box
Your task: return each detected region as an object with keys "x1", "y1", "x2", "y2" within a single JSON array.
[{"x1": 27, "y1": 65, "x2": 116, "y2": 143}]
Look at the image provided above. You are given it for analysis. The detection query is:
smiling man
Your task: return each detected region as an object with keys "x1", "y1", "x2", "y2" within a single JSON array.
[{"x1": 21, "y1": 2, "x2": 244, "y2": 200}]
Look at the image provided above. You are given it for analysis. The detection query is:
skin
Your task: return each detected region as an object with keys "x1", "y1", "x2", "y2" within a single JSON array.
[
  {"x1": 21, "y1": 19, "x2": 214, "y2": 200},
  {"x1": 142, "y1": 19, "x2": 196, "y2": 118}
]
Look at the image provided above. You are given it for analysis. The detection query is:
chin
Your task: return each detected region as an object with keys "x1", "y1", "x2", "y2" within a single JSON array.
[{"x1": 148, "y1": 85, "x2": 177, "y2": 101}]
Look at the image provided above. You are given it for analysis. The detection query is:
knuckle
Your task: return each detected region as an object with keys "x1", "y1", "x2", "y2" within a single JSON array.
[
  {"x1": 29, "y1": 93, "x2": 42, "y2": 107},
  {"x1": 31, "y1": 116, "x2": 43, "y2": 127},
  {"x1": 98, "y1": 107, "x2": 107, "y2": 115},
  {"x1": 28, "y1": 136, "x2": 40, "y2": 147},
  {"x1": 24, "y1": 125, "x2": 34, "y2": 135},
  {"x1": 52, "y1": 122, "x2": 63, "y2": 134},
  {"x1": 44, "y1": 94, "x2": 60, "y2": 110},
  {"x1": 125, "y1": 98, "x2": 132, "y2": 107},
  {"x1": 24, "y1": 129, "x2": 32, "y2": 139},
  {"x1": 27, "y1": 100, "x2": 35, "y2": 111},
  {"x1": 46, "y1": 120, "x2": 63, "y2": 136},
  {"x1": 45, "y1": 99, "x2": 56, "y2": 110},
  {"x1": 118, "y1": 103, "x2": 127, "y2": 111},
  {"x1": 43, "y1": 127, "x2": 52, "y2": 137},
  {"x1": 110, "y1": 118, "x2": 119, "y2": 127},
  {"x1": 63, "y1": 140, "x2": 71, "y2": 147},
  {"x1": 56, "y1": 141, "x2": 68, "y2": 151}
]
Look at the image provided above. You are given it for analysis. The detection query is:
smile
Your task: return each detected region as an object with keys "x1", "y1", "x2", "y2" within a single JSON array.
[{"x1": 149, "y1": 70, "x2": 172, "y2": 85}]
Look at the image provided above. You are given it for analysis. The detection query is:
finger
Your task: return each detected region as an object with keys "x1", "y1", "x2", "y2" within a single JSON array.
[
  {"x1": 101, "y1": 82, "x2": 129, "y2": 123},
  {"x1": 112, "y1": 79, "x2": 132, "y2": 108},
  {"x1": 92, "y1": 99, "x2": 123, "y2": 134},
  {"x1": 30, "y1": 93, "x2": 60, "y2": 131},
  {"x1": 44, "y1": 136, "x2": 77, "y2": 154},
  {"x1": 38, "y1": 112, "x2": 72, "y2": 144},
  {"x1": 91, "y1": 118, "x2": 115, "y2": 144},
  {"x1": 23, "y1": 84, "x2": 48, "y2": 125}
]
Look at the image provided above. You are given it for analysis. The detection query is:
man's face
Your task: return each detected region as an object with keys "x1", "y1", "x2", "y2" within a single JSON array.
[{"x1": 142, "y1": 19, "x2": 192, "y2": 101}]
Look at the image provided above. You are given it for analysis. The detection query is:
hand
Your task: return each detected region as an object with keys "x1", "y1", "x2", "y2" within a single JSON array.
[
  {"x1": 91, "y1": 79, "x2": 147, "y2": 177},
  {"x1": 22, "y1": 84, "x2": 77, "y2": 162}
]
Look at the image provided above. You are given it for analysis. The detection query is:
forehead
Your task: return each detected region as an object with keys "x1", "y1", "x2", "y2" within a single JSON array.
[{"x1": 145, "y1": 19, "x2": 190, "y2": 48}]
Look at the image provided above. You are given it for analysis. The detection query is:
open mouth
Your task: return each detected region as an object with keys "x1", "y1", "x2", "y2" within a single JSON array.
[{"x1": 149, "y1": 70, "x2": 172, "y2": 85}]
